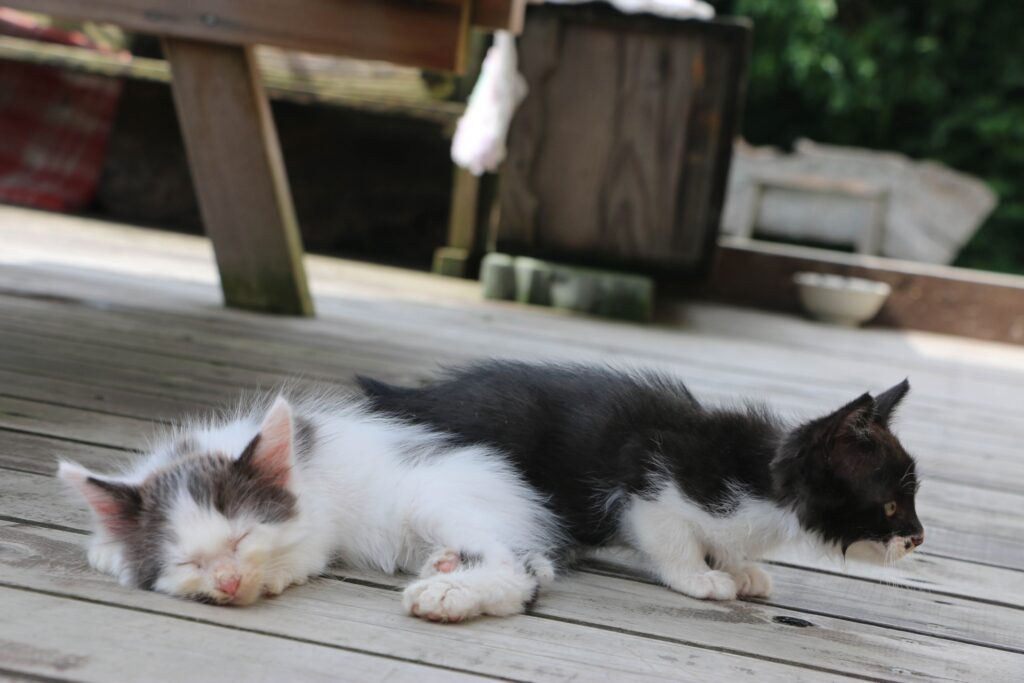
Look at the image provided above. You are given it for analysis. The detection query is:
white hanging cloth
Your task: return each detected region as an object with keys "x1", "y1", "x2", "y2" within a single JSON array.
[{"x1": 450, "y1": 0, "x2": 715, "y2": 175}]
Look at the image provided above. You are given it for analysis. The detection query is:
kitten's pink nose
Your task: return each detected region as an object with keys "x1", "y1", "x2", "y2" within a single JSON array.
[
  {"x1": 217, "y1": 574, "x2": 242, "y2": 596},
  {"x1": 910, "y1": 534, "x2": 924, "y2": 548}
]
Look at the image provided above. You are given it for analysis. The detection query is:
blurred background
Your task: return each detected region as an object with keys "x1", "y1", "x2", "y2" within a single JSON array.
[
  {"x1": 1, "y1": 1, "x2": 1017, "y2": 266},
  {"x1": 0, "y1": 0, "x2": 1021, "y2": 337},
  {"x1": 721, "y1": 0, "x2": 1020, "y2": 274}
]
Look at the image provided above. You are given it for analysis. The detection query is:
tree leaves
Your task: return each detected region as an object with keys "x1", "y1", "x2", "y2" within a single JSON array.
[{"x1": 719, "y1": 0, "x2": 1024, "y2": 272}]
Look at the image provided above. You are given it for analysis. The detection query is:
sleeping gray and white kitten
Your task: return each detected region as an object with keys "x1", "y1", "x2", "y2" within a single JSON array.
[{"x1": 60, "y1": 391, "x2": 560, "y2": 622}]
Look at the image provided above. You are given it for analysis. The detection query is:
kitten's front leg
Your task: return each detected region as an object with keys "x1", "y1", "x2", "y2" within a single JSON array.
[
  {"x1": 623, "y1": 498, "x2": 737, "y2": 601},
  {"x1": 262, "y1": 570, "x2": 309, "y2": 597},
  {"x1": 261, "y1": 556, "x2": 325, "y2": 597},
  {"x1": 255, "y1": 549, "x2": 322, "y2": 597},
  {"x1": 723, "y1": 563, "x2": 773, "y2": 598},
  {"x1": 87, "y1": 533, "x2": 130, "y2": 585}
]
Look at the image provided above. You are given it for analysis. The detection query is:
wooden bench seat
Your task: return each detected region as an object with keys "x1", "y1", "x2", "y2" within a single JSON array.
[{"x1": 0, "y1": 35, "x2": 467, "y2": 124}]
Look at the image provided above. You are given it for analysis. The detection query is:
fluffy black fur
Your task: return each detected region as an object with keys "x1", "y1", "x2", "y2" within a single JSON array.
[{"x1": 358, "y1": 361, "x2": 923, "y2": 552}]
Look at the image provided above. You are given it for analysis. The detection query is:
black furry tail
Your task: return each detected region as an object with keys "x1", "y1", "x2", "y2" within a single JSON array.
[{"x1": 355, "y1": 375, "x2": 406, "y2": 400}]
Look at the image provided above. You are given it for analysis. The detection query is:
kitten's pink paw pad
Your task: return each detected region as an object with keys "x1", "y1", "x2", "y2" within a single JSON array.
[
  {"x1": 403, "y1": 577, "x2": 481, "y2": 623},
  {"x1": 670, "y1": 570, "x2": 737, "y2": 601},
  {"x1": 424, "y1": 548, "x2": 462, "y2": 576},
  {"x1": 729, "y1": 565, "x2": 773, "y2": 598}
]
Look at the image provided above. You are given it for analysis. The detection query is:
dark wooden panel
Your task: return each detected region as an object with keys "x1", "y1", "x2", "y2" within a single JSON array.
[
  {"x1": 497, "y1": 5, "x2": 751, "y2": 275},
  {"x1": 5, "y1": 0, "x2": 474, "y2": 71},
  {"x1": 163, "y1": 39, "x2": 314, "y2": 315},
  {"x1": 473, "y1": 0, "x2": 526, "y2": 33}
]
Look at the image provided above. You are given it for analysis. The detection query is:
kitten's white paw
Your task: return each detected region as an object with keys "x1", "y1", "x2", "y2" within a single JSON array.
[
  {"x1": 87, "y1": 541, "x2": 126, "y2": 579},
  {"x1": 262, "y1": 571, "x2": 308, "y2": 597},
  {"x1": 403, "y1": 576, "x2": 483, "y2": 623},
  {"x1": 403, "y1": 571, "x2": 534, "y2": 622},
  {"x1": 668, "y1": 570, "x2": 737, "y2": 600},
  {"x1": 727, "y1": 565, "x2": 773, "y2": 598},
  {"x1": 525, "y1": 554, "x2": 556, "y2": 587}
]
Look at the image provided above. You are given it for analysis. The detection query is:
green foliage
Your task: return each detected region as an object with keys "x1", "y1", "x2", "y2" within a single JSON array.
[{"x1": 718, "y1": 0, "x2": 1024, "y2": 272}]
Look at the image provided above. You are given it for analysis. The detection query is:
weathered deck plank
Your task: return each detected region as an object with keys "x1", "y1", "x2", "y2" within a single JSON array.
[
  {"x1": 2, "y1": 523, "x2": 1020, "y2": 682},
  {"x1": 0, "y1": 526, "x2": 846, "y2": 683},
  {"x1": 1, "y1": 205, "x2": 1022, "y2": 681},
  {"x1": 2, "y1": 295, "x2": 1023, "y2": 495},
  {"x1": 0, "y1": 587, "x2": 495, "y2": 683}
]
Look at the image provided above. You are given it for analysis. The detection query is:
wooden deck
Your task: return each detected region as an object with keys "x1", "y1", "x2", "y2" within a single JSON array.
[{"x1": 1, "y1": 204, "x2": 1022, "y2": 682}]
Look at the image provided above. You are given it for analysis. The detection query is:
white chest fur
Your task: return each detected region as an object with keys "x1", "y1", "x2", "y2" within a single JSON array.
[{"x1": 625, "y1": 482, "x2": 802, "y2": 568}]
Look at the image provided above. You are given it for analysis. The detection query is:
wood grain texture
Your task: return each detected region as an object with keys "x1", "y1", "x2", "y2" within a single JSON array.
[
  {"x1": 0, "y1": 525, "x2": 842, "y2": 683},
  {"x1": 5, "y1": 0, "x2": 477, "y2": 72},
  {"x1": 0, "y1": 587, "x2": 497, "y2": 683},
  {"x1": 0, "y1": 36, "x2": 468, "y2": 123},
  {"x1": 4, "y1": 261, "x2": 1024, "y2": 451},
  {"x1": 5, "y1": 274, "x2": 1024, "y2": 496},
  {"x1": 3, "y1": 207, "x2": 1024, "y2": 679},
  {"x1": 473, "y1": 0, "x2": 527, "y2": 33},
  {"x1": 6, "y1": 311, "x2": 1024, "y2": 501},
  {"x1": 497, "y1": 6, "x2": 750, "y2": 274},
  {"x1": 4, "y1": 523, "x2": 1021, "y2": 682},
  {"x1": 163, "y1": 39, "x2": 313, "y2": 316}
]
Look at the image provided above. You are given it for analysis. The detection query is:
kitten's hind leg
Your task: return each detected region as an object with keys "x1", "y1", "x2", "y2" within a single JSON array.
[{"x1": 622, "y1": 495, "x2": 737, "y2": 601}]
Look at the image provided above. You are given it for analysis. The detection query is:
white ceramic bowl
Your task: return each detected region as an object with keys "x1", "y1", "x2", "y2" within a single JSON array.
[{"x1": 793, "y1": 272, "x2": 891, "y2": 327}]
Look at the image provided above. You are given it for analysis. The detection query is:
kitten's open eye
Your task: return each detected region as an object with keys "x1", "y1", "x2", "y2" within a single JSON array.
[{"x1": 884, "y1": 501, "x2": 898, "y2": 517}]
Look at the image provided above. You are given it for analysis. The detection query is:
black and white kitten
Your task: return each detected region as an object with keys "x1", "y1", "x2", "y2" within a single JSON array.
[
  {"x1": 60, "y1": 391, "x2": 561, "y2": 621},
  {"x1": 359, "y1": 361, "x2": 925, "y2": 600}
]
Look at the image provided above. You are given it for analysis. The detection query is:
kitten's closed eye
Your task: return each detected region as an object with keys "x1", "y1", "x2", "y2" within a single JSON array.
[{"x1": 231, "y1": 531, "x2": 251, "y2": 551}]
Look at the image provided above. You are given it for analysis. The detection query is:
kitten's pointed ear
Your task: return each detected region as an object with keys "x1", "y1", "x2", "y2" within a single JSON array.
[
  {"x1": 58, "y1": 461, "x2": 142, "y2": 536},
  {"x1": 830, "y1": 392, "x2": 876, "y2": 437},
  {"x1": 873, "y1": 379, "x2": 910, "y2": 427},
  {"x1": 238, "y1": 396, "x2": 294, "y2": 488}
]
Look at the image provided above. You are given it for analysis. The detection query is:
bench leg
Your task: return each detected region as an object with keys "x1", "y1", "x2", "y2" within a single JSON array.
[
  {"x1": 163, "y1": 38, "x2": 314, "y2": 316},
  {"x1": 433, "y1": 168, "x2": 498, "y2": 278}
]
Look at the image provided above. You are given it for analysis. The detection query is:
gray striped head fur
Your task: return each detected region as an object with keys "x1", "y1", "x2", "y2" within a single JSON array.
[{"x1": 60, "y1": 397, "x2": 309, "y2": 605}]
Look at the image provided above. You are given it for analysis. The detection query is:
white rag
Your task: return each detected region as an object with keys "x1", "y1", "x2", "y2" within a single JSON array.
[
  {"x1": 450, "y1": 0, "x2": 715, "y2": 175},
  {"x1": 450, "y1": 31, "x2": 528, "y2": 176}
]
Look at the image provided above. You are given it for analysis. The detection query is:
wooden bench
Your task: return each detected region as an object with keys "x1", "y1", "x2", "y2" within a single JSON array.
[{"x1": 5, "y1": 0, "x2": 525, "y2": 316}]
